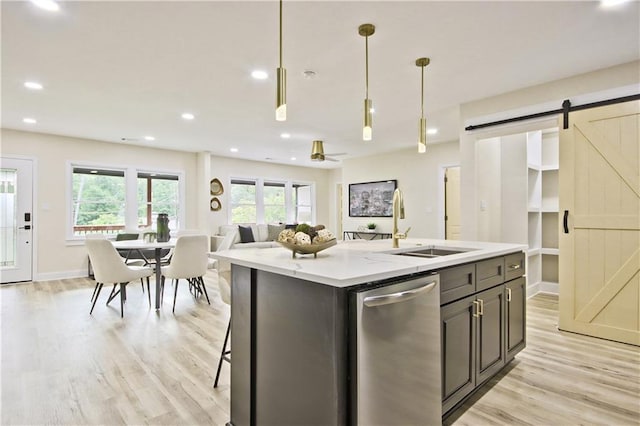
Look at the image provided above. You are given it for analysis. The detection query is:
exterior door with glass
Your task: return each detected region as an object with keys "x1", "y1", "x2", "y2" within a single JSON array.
[{"x1": 1, "y1": 157, "x2": 33, "y2": 283}]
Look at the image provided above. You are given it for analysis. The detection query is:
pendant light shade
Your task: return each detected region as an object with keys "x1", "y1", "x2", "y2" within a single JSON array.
[
  {"x1": 416, "y1": 57, "x2": 430, "y2": 153},
  {"x1": 311, "y1": 140, "x2": 325, "y2": 161},
  {"x1": 276, "y1": 0, "x2": 286, "y2": 121},
  {"x1": 359, "y1": 24, "x2": 375, "y2": 141}
]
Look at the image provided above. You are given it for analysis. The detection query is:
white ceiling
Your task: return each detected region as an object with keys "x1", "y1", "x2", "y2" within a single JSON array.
[{"x1": 2, "y1": 1, "x2": 639, "y2": 169}]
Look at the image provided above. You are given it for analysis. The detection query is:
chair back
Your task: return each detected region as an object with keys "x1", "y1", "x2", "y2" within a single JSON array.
[
  {"x1": 85, "y1": 237, "x2": 138, "y2": 283},
  {"x1": 165, "y1": 235, "x2": 209, "y2": 278},
  {"x1": 116, "y1": 233, "x2": 139, "y2": 241},
  {"x1": 215, "y1": 231, "x2": 236, "y2": 305}
]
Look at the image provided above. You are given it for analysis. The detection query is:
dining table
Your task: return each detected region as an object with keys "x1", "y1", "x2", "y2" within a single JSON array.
[{"x1": 112, "y1": 238, "x2": 177, "y2": 309}]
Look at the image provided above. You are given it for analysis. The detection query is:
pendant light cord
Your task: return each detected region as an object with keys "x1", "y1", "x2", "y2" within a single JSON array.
[
  {"x1": 279, "y1": 0, "x2": 283, "y2": 68},
  {"x1": 421, "y1": 65, "x2": 424, "y2": 118},
  {"x1": 365, "y1": 35, "x2": 369, "y2": 98}
]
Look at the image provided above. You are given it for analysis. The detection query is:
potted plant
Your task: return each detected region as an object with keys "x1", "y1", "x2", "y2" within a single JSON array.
[{"x1": 366, "y1": 222, "x2": 376, "y2": 231}]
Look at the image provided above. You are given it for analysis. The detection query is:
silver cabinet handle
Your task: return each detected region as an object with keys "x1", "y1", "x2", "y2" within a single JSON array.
[
  {"x1": 509, "y1": 264, "x2": 521, "y2": 270},
  {"x1": 364, "y1": 281, "x2": 436, "y2": 307},
  {"x1": 507, "y1": 288, "x2": 512, "y2": 302},
  {"x1": 478, "y1": 298, "x2": 484, "y2": 316}
]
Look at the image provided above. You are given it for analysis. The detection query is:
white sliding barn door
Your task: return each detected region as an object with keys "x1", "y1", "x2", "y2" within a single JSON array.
[{"x1": 559, "y1": 100, "x2": 639, "y2": 346}]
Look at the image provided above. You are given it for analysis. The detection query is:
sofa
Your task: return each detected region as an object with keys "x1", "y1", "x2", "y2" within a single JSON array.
[{"x1": 212, "y1": 223, "x2": 287, "y2": 250}]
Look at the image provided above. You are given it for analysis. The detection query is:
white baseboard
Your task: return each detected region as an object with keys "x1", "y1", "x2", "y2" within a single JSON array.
[
  {"x1": 35, "y1": 269, "x2": 88, "y2": 282},
  {"x1": 526, "y1": 282, "x2": 540, "y2": 299},
  {"x1": 539, "y1": 281, "x2": 559, "y2": 294}
]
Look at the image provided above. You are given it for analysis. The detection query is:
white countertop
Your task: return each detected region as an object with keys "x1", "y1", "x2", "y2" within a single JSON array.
[{"x1": 210, "y1": 238, "x2": 527, "y2": 288}]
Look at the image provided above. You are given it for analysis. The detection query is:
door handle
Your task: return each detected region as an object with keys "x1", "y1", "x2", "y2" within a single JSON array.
[
  {"x1": 563, "y1": 210, "x2": 569, "y2": 234},
  {"x1": 478, "y1": 298, "x2": 484, "y2": 316},
  {"x1": 473, "y1": 300, "x2": 480, "y2": 317},
  {"x1": 507, "y1": 288, "x2": 512, "y2": 302},
  {"x1": 363, "y1": 281, "x2": 436, "y2": 307},
  {"x1": 18, "y1": 225, "x2": 31, "y2": 230}
]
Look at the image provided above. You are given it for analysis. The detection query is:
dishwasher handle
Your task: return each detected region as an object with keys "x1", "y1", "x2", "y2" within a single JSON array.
[{"x1": 363, "y1": 281, "x2": 437, "y2": 307}]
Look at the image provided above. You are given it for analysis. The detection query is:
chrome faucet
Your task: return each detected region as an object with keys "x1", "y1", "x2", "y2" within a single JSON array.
[{"x1": 392, "y1": 188, "x2": 411, "y2": 248}]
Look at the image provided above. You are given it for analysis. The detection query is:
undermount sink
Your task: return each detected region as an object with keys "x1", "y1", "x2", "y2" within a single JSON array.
[{"x1": 392, "y1": 246, "x2": 476, "y2": 258}]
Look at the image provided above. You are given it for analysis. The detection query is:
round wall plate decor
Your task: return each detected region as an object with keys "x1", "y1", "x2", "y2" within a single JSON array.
[
  {"x1": 210, "y1": 178, "x2": 224, "y2": 195},
  {"x1": 210, "y1": 197, "x2": 222, "y2": 211}
]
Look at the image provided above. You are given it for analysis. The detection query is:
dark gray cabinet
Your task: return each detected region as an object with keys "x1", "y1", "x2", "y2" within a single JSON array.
[
  {"x1": 475, "y1": 285, "x2": 506, "y2": 385},
  {"x1": 441, "y1": 295, "x2": 476, "y2": 413},
  {"x1": 440, "y1": 252, "x2": 525, "y2": 417},
  {"x1": 505, "y1": 276, "x2": 526, "y2": 360}
]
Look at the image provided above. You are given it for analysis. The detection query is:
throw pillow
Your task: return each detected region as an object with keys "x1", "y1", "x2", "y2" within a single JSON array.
[
  {"x1": 238, "y1": 225, "x2": 255, "y2": 243},
  {"x1": 267, "y1": 224, "x2": 286, "y2": 241}
]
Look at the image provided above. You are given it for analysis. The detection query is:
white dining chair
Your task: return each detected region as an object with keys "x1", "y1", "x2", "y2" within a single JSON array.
[
  {"x1": 85, "y1": 237, "x2": 154, "y2": 317},
  {"x1": 160, "y1": 234, "x2": 210, "y2": 313},
  {"x1": 213, "y1": 230, "x2": 235, "y2": 387}
]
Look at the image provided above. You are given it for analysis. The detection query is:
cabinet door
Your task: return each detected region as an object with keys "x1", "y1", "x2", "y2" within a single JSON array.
[
  {"x1": 506, "y1": 277, "x2": 526, "y2": 360},
  {"x1": 475, "y1": 285, "x2": 506, "y2": 385},
  {"x1": 476, "y1": 257, "x2": 505, "y2": 291},
  {"x1": 441, "y1": 295, "x2": 476, "y2": 414}
]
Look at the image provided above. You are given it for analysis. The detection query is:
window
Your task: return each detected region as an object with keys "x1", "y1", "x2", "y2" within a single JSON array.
[
  {"x1": 72, "y1": 167, "x2": 126, "y2": 236},
  {"x1": 230, "y1": 179, "x2": 257, "y2": 223},
  {"x1": 264, "y1": 181, "x2": 286, "y2": 223},
  {"x1": 229, "y1": 177, "x2": 315, "y2": 224},
  {"x1": 69, "y1": 164, "x2": 184, "y2": 239},
  {"x1": 137, "y1": 172, "x2": 180, "y2": 230},
  {"x1": 293, "y1": 183, "x2": 312, "y2": 223}
]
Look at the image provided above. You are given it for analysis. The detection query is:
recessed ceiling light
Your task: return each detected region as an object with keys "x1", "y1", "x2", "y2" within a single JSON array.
[
  {"x1": 181, "y1": 113, "x2": 195, "y2": 120},
  {"x1": 24, "y1": 81, "x2": 43, "y2": 90},
  {"x1": 144, "y1": 136, "x2": 155, "y2": 141},
  {"x1": 230, "y1": 148, "x2": 239, "y2": 153},
  {"x1": 251, "y1": 70, "x2": 268, "y2": 80},
  {"x1": 280, "y1": 133, "x2": 291, "y2": 139},
  {"x1": 427, "y1": 128, "x2": 438, "y2": 135},
  {"x1": 30, "y1": 0, "x2": 59, "y2": 11},
  {"x1": 23, "y1": 118, "x2": 37, "y2": 124},
  {"x1": 90, "y1": 170, "x2": 98, "y2": 174},
  {"x1": 290, "y1": 157, "x2": 296, "y2": 161}
]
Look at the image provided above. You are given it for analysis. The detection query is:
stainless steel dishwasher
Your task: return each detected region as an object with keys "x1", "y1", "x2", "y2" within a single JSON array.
[{"x1": 352, "y1": 273, "x2": 441, "y2": 425}]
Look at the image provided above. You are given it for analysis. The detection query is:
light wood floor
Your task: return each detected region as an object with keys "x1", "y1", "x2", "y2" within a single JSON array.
[{"x1": 1, "y1": 278, "x2": 638, "y2": 425}]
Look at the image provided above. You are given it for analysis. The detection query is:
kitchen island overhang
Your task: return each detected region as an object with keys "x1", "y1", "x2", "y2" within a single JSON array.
[{"x1": 210, "y1": 239, "x2": 527, "y2": 425}]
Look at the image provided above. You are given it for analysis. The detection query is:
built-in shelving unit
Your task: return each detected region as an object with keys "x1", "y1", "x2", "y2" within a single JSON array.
[{"x1": 526, "y1": 129, "x2": 559, "y2": 294}]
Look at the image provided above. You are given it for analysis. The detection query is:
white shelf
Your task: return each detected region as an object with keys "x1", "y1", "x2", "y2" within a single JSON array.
[
  {"x1": 526, "y1": 128, "x2": 559, "y2": 294},
  {"x1": 540, "y1": 248, "x2": 559, "y2": 255}
]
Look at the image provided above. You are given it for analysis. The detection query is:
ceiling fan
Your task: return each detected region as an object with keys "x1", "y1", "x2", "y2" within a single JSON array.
[{"x1": 310, "y1": 140, "x2": 347, "y2": 162}]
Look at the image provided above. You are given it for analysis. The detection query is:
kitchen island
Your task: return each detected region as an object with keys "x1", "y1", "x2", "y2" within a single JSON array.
[{"x1": 211, "y1": 238, "x2": 527, "y2": 425}]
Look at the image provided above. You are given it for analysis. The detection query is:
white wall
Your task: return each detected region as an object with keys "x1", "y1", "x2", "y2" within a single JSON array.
[
  {"x1": 1, "y1": 129, "x2": 200, "y2": 280},
  {"x1": 460, "y1": 60, "x2": 640, "y2": 240},
  {"x1": 341, "y1": 142, "x2": 460, "y2": 238},
  {"x1": 208, "y1": 155, "x2": 333, "y2": 234}
]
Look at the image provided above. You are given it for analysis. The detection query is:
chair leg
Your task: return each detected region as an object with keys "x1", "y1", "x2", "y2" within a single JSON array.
[
  {"x1": 120, "y1": 283, "x2": 126, "y2": 318},
  {"x1": 90, "y1": 283, "x2": 103, "y2": 315},
  {"x1": 160, "y1": 276, "x2": 165, "y2": 304},
  {"x1": 146, "y1": 277, "x2": 151, "y2": 307},
  {"x1": 140, "y1": 278, "x2": 145, "y2": 293},
  {"x1": 214, "y1": 319, "x2": 231, "y2": 388},
  {"x1": 90, "y1": 283, "x2": 99, "y2": 303},
  {"x1": 172, "y1": 279, "x2": 179, "y2": 313},
  {"x1": 106, "y1": 284, "x2": 119, "y2": 304},
  {"x1": 199, "y1": 277, "x2": 211, "y2": 305}
]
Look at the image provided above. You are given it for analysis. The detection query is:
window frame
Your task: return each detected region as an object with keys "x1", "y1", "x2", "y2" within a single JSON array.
[{"x1": 67, "y1": 162, "x2": 185, "y2": 241}]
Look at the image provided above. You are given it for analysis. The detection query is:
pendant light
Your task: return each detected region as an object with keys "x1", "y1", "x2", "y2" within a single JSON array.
[
  {"x1": 310, "y1": 140, "x2": 325, "y2": 161},
  {"x1": 276, "y1": 0, "x2": 287, "y2": 121},
  {"x1": 416, "y1": 57, "x2": 430, "y2": 153},
  {"x1": 358, "y1": 24, "x2": 375, "y2": 141}
]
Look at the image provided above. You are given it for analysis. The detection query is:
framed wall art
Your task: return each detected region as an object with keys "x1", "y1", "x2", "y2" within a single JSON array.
[{"x1": 348, "y1": 180, "x2": 397, "y2": 217}]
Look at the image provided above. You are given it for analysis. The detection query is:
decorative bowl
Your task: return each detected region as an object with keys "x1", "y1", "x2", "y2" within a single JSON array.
[{"x1": 278, "y1": 239, "x2": 337, "y2": 258}]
